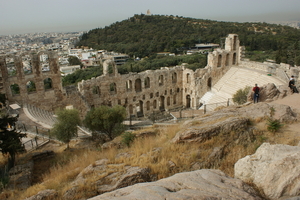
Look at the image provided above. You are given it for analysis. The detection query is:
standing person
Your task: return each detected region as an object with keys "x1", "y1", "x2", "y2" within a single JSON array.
[
  {"x1": 289, "y1": 75, "x2": 299, "y2": 93},
  {"x1": 252, "y1": 84, "x2": 260, "y2": 103}
]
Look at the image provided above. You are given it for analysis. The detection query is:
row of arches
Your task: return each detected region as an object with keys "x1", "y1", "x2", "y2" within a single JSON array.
[
  {"x1": 10, "y1": 78, "x2": 53, "y2": 95},
  {"x1": 91, "y1": 72, "x2": 179, "y2": 96},
  {"x1": 5, "y1": 53, "x2": 51, "y2": 77},
  {"x1": 127, "y1": 93, "x2": 179, "y2": 116},
  {"x1": 217, "y1": 53, "x2": 237, "y2": 67}
]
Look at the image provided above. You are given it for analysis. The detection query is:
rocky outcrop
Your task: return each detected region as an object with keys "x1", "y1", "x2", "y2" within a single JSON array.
[
  {"x1": 238, "y1": 103, "x2": 297, "y2": 122},
  {"x1": 247, "y1": 83, "x2": 288, "y2": 102},
  {"x1": 234, "y1": 143, "x2": 300, "y2": 199},
  {"x1": 7, "y1": 161, "x2": 34, "y2": 190},
  {"x1": 24, "y1": 189, "x2": 57, "y2": 200},
  {"x1": 172, "y1": 101, "x2": 297, "y2": 144},
  {"x1": 63, "y1": 159, "x2": 152, "y2": 199},
  {"x1": 171, "y1": 116, "x2": 249, "y2": 143},
  {"x1": 88, "y1": 169, "x2": 263, "y2": 200}
]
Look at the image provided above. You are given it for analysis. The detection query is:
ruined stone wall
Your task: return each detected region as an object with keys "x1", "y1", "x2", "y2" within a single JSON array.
[
  {"x1": 77, "y1": 66, "x2": 185, "y2": 118},
  {"x1": 0, "y1": 51, "x2": 64, "y2": 110},
  {"x1": 0, "y1": 34, "x2": 242, "y2": 118},
  {"x1": 76, "y1": 34, "x2": 242, "y2": 116}
]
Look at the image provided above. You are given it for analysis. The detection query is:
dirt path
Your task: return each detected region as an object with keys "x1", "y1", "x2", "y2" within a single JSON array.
[{"x1": 269, "y1": 93, "x2": 300, "y2": 145}]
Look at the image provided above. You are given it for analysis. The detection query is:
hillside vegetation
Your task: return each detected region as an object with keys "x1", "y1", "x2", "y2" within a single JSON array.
[{"x1": 76, "y1": 14, "x2": 300, "y2": 65}]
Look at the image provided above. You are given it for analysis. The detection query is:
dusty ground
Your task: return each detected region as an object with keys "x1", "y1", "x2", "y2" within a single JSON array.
[{"x1": 268, "y1": 93, "x2": 300, "y2": 145}]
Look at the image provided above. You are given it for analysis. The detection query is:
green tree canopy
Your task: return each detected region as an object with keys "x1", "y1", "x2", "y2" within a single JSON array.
[
  {"x1": 77, "y1": 14, "x2": 300, "y2": 64},
  {"x1": 0, "y1": 115, "x2": 26, "y2": 168},
  {"x1": 233, "y1": 86, "x2": 251, "y2": 105},
  {"x1": 68, "y1": 56, "x2": 82, "y2": 66},
  {"x1": 51, "y1": 108, "x2": 81, "y2": 148},
  {"x1": 83, "y1": 105, "x2": 126, "y2": 140}
]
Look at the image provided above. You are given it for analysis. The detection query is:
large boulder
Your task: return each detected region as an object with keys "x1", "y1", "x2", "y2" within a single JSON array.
[
  {"x1": 88, "y1": 169, "x2": 263, "y2": 200},
  {"x1": 234, "y1": 143, "x2": 300, "y2": 199},
  {"x1": 63, "y1": 159, "x2": 152, "y2": 199},
  {"x1": 238, "y1": 103, "x2": 297, "y2": 122},
  {"x1": 247, "y1": 83, "x2": 285, "y2": 102},
  {"x1": 171, "y1": 117, "x2": 249, "y2": 143}
]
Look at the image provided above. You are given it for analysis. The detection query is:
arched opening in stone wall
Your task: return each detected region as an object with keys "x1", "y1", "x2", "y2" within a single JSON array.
[
  {"x1": 232, "y1": 53, "x2": 237, "y2": 65},
  {"x1": 92, "y1": 85, "x2": 100, "y2": 95},
  {"x1": 186, "y1": 73, "x2": 190, "y2": 83},
  {"x1": 186, "y1": 95, "x2": 191, "y2": 108},
  {"x1": 159, "y1": 96, "x2": 165, "y2": 111},
  {"x1": 126, "y1": 80, "x2": 132, "y2": 91},
  {"x1": 233, "y1": 35, "x2": 237, "y2": 51},
  {"x1": 217, "y1": 55, "x2": 222, "y2": 67},
  {"x1": 108, "y1": 64, "x2": 114, "y2": 75},
  {"x1": 170, "y1": 89, "x2": 172, "y2": 95},
  {"x1": 10, "y1": 84, "x2": 20, "y2": 95},
  {"x1": 144, "y1": 77, "x2": 150, "y2": 88},
  {"x1": 192, "y1": 98, "x2": 194, "y2": 107},
  {"x1": 40, "y1": 53, "x2": 50, "y2": 72},
  {"x1": 129, "y1": 105, "x2": 133, "y2": 114},
  {"x1": 124, "y1": 98, "x2": 128, "y2": 107},
  {"x1": 137, "y1": 100, "x2": 144, "y2": 117},
  {"x1": 156, "y1": 92, "x2": 159, "y2": 97},
  {"x1": 6, "y1": 57, "x2": 16, "y2": 77},
  {"x1": 150, "y1": 93, "x2": 153, "y2": 98},
  {"x1": 44, "y1": 78, "x2": 53, "y2": 90},
  {"x1": 135, "y1": 78, "x2": 142, "y2": 92},
  {"x1": 22, "y1": 55, "x2": 32, "y2": 75},
  {"x1": 26, "y1": 81, "x2": 36, "y2": 93},
  {"x1": 173, "y1": 94, "x2": 177, "y2": 104},
  {"x1": 159, "y1": 75, "x2": 164, "y2": 86},
  {"x1": 172, "y1": 72, "x2": 177, "y2": 83},
  {"x1": 167, "y1": 97, "x2": 170, "y2": 106},
  {"x1": 153, "y1": 100, "x2": 157, "y2": 109},
  {"x1": 146, "y1": 101, "x2": 150, "y2": 110},
  {"x1": 207, "y1": 77, "x2": 212, "y2": 91},
  {"x1": 109, "y1": 83, "x2": 117, "y2": 94},
  {"x1": 225, "y1": 54, "x2": 229, "y2": 66}
]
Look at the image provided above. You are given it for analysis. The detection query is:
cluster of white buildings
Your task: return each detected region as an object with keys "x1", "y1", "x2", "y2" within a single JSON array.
[{"x1": 0, "y1": 32, "x2": 129, "y2": 77}]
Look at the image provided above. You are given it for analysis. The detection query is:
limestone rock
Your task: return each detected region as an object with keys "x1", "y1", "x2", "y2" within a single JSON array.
[
  {"x1": 24, "y1": 189, "x2": 57, "y2": 200},
  {"x1": 171, "y1": 117, "x2": 249, "y2": 143},
  {"x1": 7, "y1": 161, "x2": 34, "y2": 190},
  {"x1": 234, "y1": 143, "x2": 300, "y2": 199},
  {"x1": 63, "y1": 159, "x2": 151, "y2": 199},
  {"x1": 247, "y1": 83, "x2": 281, "y2": 102},
  {"x1": 239, "y1": 103, "x2": 297, "y2": 122},
  {"x1": 88, "y1": 169, "x2": 262, "y2": 200}
]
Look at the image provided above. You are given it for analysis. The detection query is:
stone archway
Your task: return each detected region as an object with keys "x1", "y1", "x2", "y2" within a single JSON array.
[
  {"x1": 186, "y1": 95, "x2": 191, "y2": 108},
  {"x1": 159, "y1": 96, "x2": 165, "y2": 111},
  {"x1": 137, "y1": 100, "x2": 144, "y2": 117},
  {"x1": 207, "y1": 77, "x2": 212, "y2": 91}
]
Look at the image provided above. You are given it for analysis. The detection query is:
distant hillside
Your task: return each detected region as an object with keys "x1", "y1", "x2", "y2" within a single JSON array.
[{"x1": 77, "y1": 14, "x2": 300, "y2": 65}]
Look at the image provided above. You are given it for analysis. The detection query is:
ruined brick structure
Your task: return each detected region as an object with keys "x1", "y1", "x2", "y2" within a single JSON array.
[{"x1": 0, "y1": 34, "x2": 241, "y2": 118}]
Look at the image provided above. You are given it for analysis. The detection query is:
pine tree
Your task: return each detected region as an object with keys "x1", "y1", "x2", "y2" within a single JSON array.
[{"x1": 0, "y1": 113, "x2": 26, "y2": 168}]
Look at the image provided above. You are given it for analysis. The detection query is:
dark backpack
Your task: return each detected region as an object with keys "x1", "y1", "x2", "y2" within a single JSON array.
[{"x1": 254, "y1": 87, "x2": 259, "y2": 94}]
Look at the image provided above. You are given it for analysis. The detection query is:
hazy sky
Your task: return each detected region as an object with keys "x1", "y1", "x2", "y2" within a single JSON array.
[{"x1": 1, "y1": 0, "x2": 300, "y2": 35}]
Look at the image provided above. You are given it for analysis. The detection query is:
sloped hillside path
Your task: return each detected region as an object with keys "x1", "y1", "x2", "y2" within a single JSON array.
[{"x1": 269, "y1": 93, "x2": 300, "y2": 144}]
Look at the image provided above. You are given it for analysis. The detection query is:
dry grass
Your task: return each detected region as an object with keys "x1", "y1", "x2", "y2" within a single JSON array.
[{"x1": 2, "y1": 116, "x2": 300, "y2": 200}]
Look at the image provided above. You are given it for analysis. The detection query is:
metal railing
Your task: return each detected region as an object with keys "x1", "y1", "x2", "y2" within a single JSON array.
[{"x1": 201, "y1": 98, "x2": 233, "y2": 114}]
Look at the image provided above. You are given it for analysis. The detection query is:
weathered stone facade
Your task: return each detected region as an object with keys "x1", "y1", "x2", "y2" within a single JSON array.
[
  {"x1": 0, "y1": 51, "x2": 64, "y2": 110},
  {"x1": 0, "y1": 34, "x2": 242, "y2": 118}
]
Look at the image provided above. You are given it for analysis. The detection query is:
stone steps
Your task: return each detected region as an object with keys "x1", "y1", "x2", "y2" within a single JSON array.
[{"x1": 200, "y1": 66, "x2": 286, "y2": 111}]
